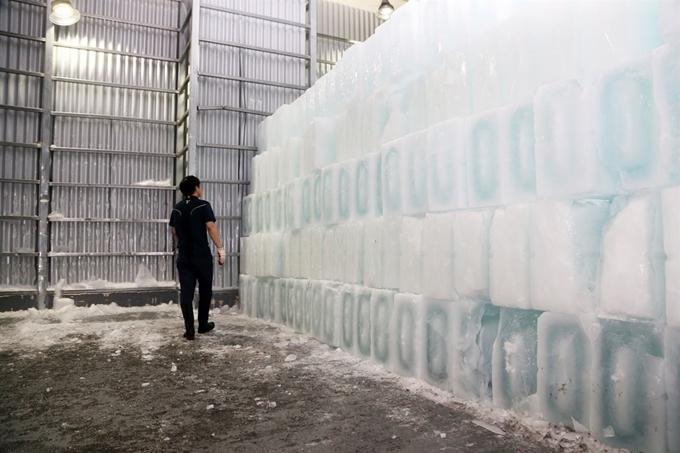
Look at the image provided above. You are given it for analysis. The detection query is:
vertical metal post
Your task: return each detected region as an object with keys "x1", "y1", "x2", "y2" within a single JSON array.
[
  {"x1": 308, "y1": 0, "x2": 317, "y2": 86},
  {"x1": 187, "y1": 0, "x2": 201, "y2": 176},
  {"x1": 175, "y1": 1, "x2": 188, "y2": 203},
  {"x1": 37, "y1": 13, "x2": 54, "y2": 310}
]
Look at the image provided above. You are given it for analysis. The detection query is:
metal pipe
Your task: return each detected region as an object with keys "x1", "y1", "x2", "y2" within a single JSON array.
[
  {"x1": 49, "y1": 182, "x2": 176, "y2": 190},
  {"x1": 200, "y1": 179, "x2": 250, "y2": 185},
  {"x1": 0, "y1": 178, "x2": 40, "y2": 185},
  {"x1": 48, "y1": 252, "x2": 175, "y2": 257},
  {"x1": 198, "y1": 72, "x2": 307, "y2": 91},
  {"x1": 53, "y1": 42, "x2": 180, "y2": 63},
  {"x1": 0, "y1": 141, "x2": 41, "y2": 148},
  {"x1": 0, "y1": 252, "x2": 39, "y2": 257},
  {"x1": 79, "y1": 12, "x2": 181, "y2": 32},
  {"x1": 308, "y1": 0, "x2": 318, "y2": 86},
  {"x1": 51, "y1": 111, "x2": 176, "y2": 126},
  {"x1": 197, "y1": 105, "x2": 272, "y2": 117},
  {"x1": 200, "y1": 4, "x2": 310, "y2": 29},
  {"x1": 51, "y1": 146, "x2": 176, "y2": 158},
  {"x1": 199, "y1": 38, "x2": 311, "y2": 60},
  {"x1": 317, "y1": 33, "x2": 361, "y2": 45},
  {"x1": 0, "y1": 215, "x2": 39, "y2": 221},
  {"x1": 197, "y1": 143, "x2": 257, "y2": 151},
  {"x1": 48, "y1": 218, "x2": 170, "y2": 223},
  {"x1": 0, "y1": 104, "x2": 42, "y2": 113},
  {"x1": 0, "y1": 30, "x2": 46, "y2": 43},
  {"x1": 52, "y1": 76, "x2": 178, "y2": 94},
  {"x1": 187, "y1": 0, "x2": 201, "y2": 176},
  {"x1": 0, "y1": 67, "x2": 44, "y2": 78}
]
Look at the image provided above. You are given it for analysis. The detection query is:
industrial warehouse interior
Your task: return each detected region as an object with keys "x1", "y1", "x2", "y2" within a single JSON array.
[{"x1": 0, "y1": 0, "x2": 679, "y2": 451}]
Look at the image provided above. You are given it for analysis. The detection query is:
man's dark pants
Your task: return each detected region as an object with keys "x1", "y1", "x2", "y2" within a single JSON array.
[{"x1": 177, "y1": 256, "x2": 213, "y2": 334}]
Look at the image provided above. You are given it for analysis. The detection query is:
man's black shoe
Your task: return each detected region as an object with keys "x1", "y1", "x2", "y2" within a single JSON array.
[
  {"x1": 198, "y1": 322, "x2": 215, "y2": 334},
  {"x1": 183, "y1": 332, "x2": 195, "y2": 340}
]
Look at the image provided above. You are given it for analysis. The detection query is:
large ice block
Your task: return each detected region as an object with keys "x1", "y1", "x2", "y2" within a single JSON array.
[
  {"x1": 652, "y1": 45, "x2": 680, "y2": 187},
  {"x1": 452, "y1": 208, "x2": 493, "y2": 300},
  {"x1": 596, "y1": 55, "x2": 666, "y2": 191},
  {"x1": 363, "y1": 218, "x2": 383, "y2": 289},
  {"x1": 590, "y1": 318, "x2": 666, "y2": 453},
  {"x1": 381, "y1": 88, "x2": 410, "y2": 146},
  {"x1": 239, "y1": 275, "x2": 252, "y2": 316},
  {"x1": 421, "y1": 298, "x2": 453, "y2": 390},
  {"x1": 256, "y1": 278, "x2": 269, "y2": 319},
  {"x1": 466, "y1": 110, "x2": 503, "y2": 208},
  {"x1": 352, "y1": 152, "x2": 383, "y2": 219},
  {"x1": 337, "y1": 162, "x2": 351, "y2": 222},
  {"x1": 497, "y1": 13, "x2": 538, "y2": 106},
  {"x1": 301, "y1": 175, "x2": 313, "y2": 228},
  {"x1": 492, "y1": 308, "x2": 541, "y2": 411},
  {"x1": 466, "y1": 31, "x2": 501, "y2": 115},
  {"x1": 537, "y1": 313, "x2": 593, "y2": 429},
  {"x1": 389, "y1": 293, "x2": 422, "y2": 378},
  {"x1": 286, "y1": 279, "x2": 297, "y2": 328},
  {"x1": 275, "y1": 278, "x2": 288, "y2": 325},
  {"x1": 426, "y1": 118, "x2": 468, "y2": 213},
  {"x1": 304, "y1": 118, "x2": 336, "y2": 169},
  {"x1": 599, "y1": 193, "x2": 666, "y2": 321},
  {"x1": 530, "y1": 199, "x2": 610, "y2": 314},
  {"x1": 309, "y1": 280, "x2": 324, "y2": 339},
  {"x1": 284, "y1": 231, "x2": 301, "y2": 279},
  {"x1": 663, "y1": 186, "x2": 680, "y2": 326},
  {"x1": 242, "y1": 195, "x2": 253, "y2": 236},
  {"x1": 260, "y1": 234, "x2": 272, "y2": 277},
  {"x1": 311, "y1": 170, "x2": 323, "y2": 225},
  {"x1": 341, "y1": 222, "x2": 364, "y2": 285},
  {"x1": 322, "y1": 227, "x2": 336, "y2": 281},
  {"x1": 356, "y1": 287, "x2": 373, "y2": 359},
  {"x1": 253, "y1": 194, "x2": 262, "y2": 234},
  {"x1": 299, "y1": 228, "x2": 311, "y2": 278},
  {"x1": 403, "y1": 130, "x2": 429, "y2": 215},
  {"x1": 362, "y1": 88, "x2": 391, "y2": 155},
  {"x1": 667, "y1": 327, "x2": 680, "y2": 452},
  {"x1": 399, "y1": 216, "x2": 423, "y2": 294},
  {"x1": 534, "y1": 79, "x2": 616, "y2": 198},
  {"x1": 271, "y1": 188, "x2": 283, "y2": 232},
  {"x1": 382, "y1": 216, "x2": 401, "y2": 290},
  {"x1": 322, "y1": 165, "x2": 339, "y2": 225},
  {"x1": 323, "y1": 282, "x2": 342, "y2": 347},
  {"x1": 371, "y1": 289, "x2": 395, "y2": 366},
  {"x1": 286, "y1": 138, "x2": 303, "y2": 181},
  {"x1": 340, "y1": 285, "x2": 356, "y2": 353},
  {"x1": 381, "y1": 139, "x2": 404, "y2": 216},
  {"x1": 422, "y1": 213, "x2": 456, "y2": 300},
  {"x1": 270, "y1": 232, "x2": 284, "y2": 278},
  {"x1": 309, "y1": 226, "x2": 325, "y2": 281},
  {"x1": 450, "y1": 301, "x2": 499, "y2": 401},
  {"x1": 499, "y1": 101, "x2": 537, "y2": 204},
  {"x1": 489, "y1": 204, "x2": 532, "y2": 309},
  {"x1": 285, "y1": 179, "x2": 303, "y2": 231}
]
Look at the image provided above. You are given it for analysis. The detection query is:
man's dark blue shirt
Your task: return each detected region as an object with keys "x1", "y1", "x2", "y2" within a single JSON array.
[{"x1": 169, "y1": 196, "x2": 217, "y2": 261}]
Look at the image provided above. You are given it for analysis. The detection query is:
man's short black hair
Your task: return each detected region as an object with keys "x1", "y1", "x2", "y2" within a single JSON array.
[{"x1": 179, "y1": 176, "x2": 200, "y2": 197}]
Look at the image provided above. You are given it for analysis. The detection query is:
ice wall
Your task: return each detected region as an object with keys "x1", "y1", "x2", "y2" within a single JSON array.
[{"x1": 242, "y1": 1, "x2": 680, "y2": 451}]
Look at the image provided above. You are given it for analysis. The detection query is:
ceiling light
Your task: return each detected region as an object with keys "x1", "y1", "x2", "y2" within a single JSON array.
[
  {"x1": 49, "y1": 0, "x2": 81, "y2": 26},
  {"x1": 376, "y1": 0, "x2": 394, "y2": 20}
]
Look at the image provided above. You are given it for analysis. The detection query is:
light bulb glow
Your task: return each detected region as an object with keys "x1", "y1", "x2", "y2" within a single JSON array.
[{"x1": 49, "y1": 0, "x2": 81, "y2": 26}]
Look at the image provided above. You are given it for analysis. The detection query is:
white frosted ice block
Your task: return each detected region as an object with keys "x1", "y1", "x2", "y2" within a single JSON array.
[
  {"x1": 492, "y1": 308, "x2": 541, "y2": 411},
  {"x1": 340, "y1": 284, "x2": 357, "y2": 353},
  {"x1": 660, "y1": 0, "x2": 680, "y2": 45},
  {"x1": 285, "y1": 179, "x2": 303, "y2": 231},
  {"x1": 343, "y1": 222, "x2": 364, "y2": 285},
  {"x1": 666, "y1": 327, "x2": 680, "y2": 452},
  {"x1": 532, "y1": 2, "x2": 579, "y2": 89},
  {"x1": 667, "y1": 260, "x2": 680, "y2": 327},
  {"x1": 381, "y1": 88, "x2": 409, "y2": 145},
  {"x1": 399, "y1": 216, "x2": 423, "y2": 294},
  {"x1": 333, "y1": 225, "x2": 346, "y2": 282},
  {"x1": 242, "y1": 195, "x2": 253, "y2": 236},
  {"x1": 353, "y1": 152, "x2": 383, "y2": 219},
  {"x1": 255, "y1": 278, "x2": 268, "y2": 319},
  {"x1": 239, "y1": 237, "x2": 248, "y2": 276},
  {"x1": 270, "y1": 188, "x2": 283, "y2": 232},
  {"x1": 590, "y1": 318, "x2": 666, "y2": 453},
  {"x1": 406, "y1": 80, "x2": 429, "y2": 135},
  {"x1": 599, "y1": 193, "x2": 666, "y2": 321},
  {"x1": 389, "y1": 293, "x2": 423, "y2": 378},
  {"x1": 422, "y1": 213, "x2": 456, "y2": 300},
  {"x1": 497, "y1": 13, "x2": 538, "y2": 106},
  {"x1": 309, "y1": 280, "x2": 324, "y2": 339},
  {"x1": 251, "y1": 154, "x2": 262, "y2": 194},
  {"x1": 534, "y1": 79, "x2": 616, "y2": 198},
  {"x1": 311, "y1": 170, "x2": 323, "y2": 225},
  {"x1": 322, "y1": 165, "x2": 339, "y2": 225},
  {"x1": 274, "y1": 278, "x2": 288, "y2": 324},
  {"x1": 335, "y1": 110, "x2": 350, "y2": 164},
  {"x1": 490, "y1": 204, "x2": 532, "y2": 309},
  {"x1": 452, "y1": 209, "x2": 493, "y2": 300},
  {"x1": 450, "y1": 301, "x2": 499, "y2": 401},
  {"x1": 381, "y1": 138, "x2": 404, "y2": 216},
  {"x1": 261, "y1": 234, "x2": 272, "y2": 277},
  {"x1": 322, "y1": 282, "x2": 342, "y2": 347},
  {"x1": 285, "y1": 231, "x2": 301, "y2": 279},
  {"x1": 286, "y1": 138, "x2": 303, "y2": 181},
  {"x1": 426, "y1": 118, "x2": 468, "y2": 212},
  {"x1": 653, "y1": 45, "x2": 680, "y2": 186},
  {"x1": 309, "y1": 226, "x2": 325, "y2": 281},
  {"x1": 363, "y1": 218, "x2": 383, "y2": 289},
  {"x1": 238, "y1": 274, "x2": 252, "y2": 316},
  {"x1": 499, "y1": 101, "x2": 537, "y2": 204},
  {"x1": 537, "y1": 313, "x2": 593, "y2": 430},
  {"x1": 665, "y1": 186, "x2": 680, "y2": 326},
  {"x1": 304, "y1": 118, "x2": 336, "y2": 170},
  {"x1": 269, "y1": 148, "x2": 280, "y2": 190},
  {"x1": 270, "y1": 232, "x2": 284, "y2": 278},
  {"x1": 403, "y1": 130, "x2": 429, "y2": 215},
  {"x1": 286, "y1": 279, "x2": 297, "y2": 328},
  {"x1": 531, "y1": 199, "x2": 610, "y2": 314},
  {"x1": 362, "y1": 88, "x2": 390, "y2": 155},
  {"x1": 337, "y1": 162, "x2": 351, "y2": 222},
  {"x1": 299, "y1": 228, "x2": 311, "y2": 278},
  {"x1": 382, "y1": 216, "x2": 401, "y2": 290},
  {"x1": 420, "y1": 298, "x2": 453, "y2": 390},
  {"x1": 356, "y1": 287, "x2": 373, "y2": 359},
  {"x1": 596, "y1": 56, "x2": 667, "y2": 191},
  {"x1": 346, "y1": 101, "x2": 365, "y2": 159},
  {"x1": 322, "y1": 227, "x2": 336, "y2": 281},
  {"x1": 253, "y1": 194, "x2": 262, "y2": 234},
  {"x1": 300, "y1": 175, "x2": 313, "y2": 228},
  {"x1": 466, "y1": 109, "x2": 504, "y2": 208},
  {"x1": 371, "y1": 289, "x2": 395, "y2": 366},
  {"x1": 467, "y1": 31, "x2": 501, "y2": 115}
]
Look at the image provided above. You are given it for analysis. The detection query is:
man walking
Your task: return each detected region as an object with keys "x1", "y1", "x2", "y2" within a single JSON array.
[{"x1": 170, "y1": 176, "x2": 226, "y2": 340}]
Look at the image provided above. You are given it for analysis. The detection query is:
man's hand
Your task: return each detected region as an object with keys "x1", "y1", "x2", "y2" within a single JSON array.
[{"x1": 217, "y1": 248, "x2": 226, "y2": 266}]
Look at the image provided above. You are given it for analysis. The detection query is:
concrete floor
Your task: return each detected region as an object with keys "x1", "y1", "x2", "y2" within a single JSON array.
[{"x1": 0, "y1": 307, "x2": 560, "y2": 452}]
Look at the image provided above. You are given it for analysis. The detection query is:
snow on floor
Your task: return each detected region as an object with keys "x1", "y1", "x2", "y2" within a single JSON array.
[{"x1": 0, "y1": 304, "x2": 622, "y2": 453}]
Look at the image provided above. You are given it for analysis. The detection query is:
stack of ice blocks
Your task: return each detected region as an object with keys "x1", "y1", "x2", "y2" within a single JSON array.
[{"x1": 241, "y1": 1, "x2": 680, "y2": 451}]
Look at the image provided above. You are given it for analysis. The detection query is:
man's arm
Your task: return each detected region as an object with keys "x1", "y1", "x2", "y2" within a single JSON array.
[
  {"x1": 206, "y1": 221, "x2": 226, "y2": 265},
  {"x1": 171, "y1": 226, "x2": 178, "y2": 246}
]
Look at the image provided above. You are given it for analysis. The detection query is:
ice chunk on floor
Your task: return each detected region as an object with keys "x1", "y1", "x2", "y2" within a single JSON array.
[
  {"x1": 531, "y1": 199, "x2": 610, "y2": 314},
  {"x1": 381, "y1": 138, "x2": 404, "y2": 216},
  {"x1": 356, "y1": 287, "x2": 373, "y2": 360},
  {"x1": 492, "y1": 308, "x2": 541, "y2": 411},
  {"x1": 363, "y1": 218, "x2": 383, "y2": 289},
  {"x1": 534, "y1": 79, "x2": 616, "y2": 198},
  {"x1": 499, "y1": 101, "x2": 537, "y2": 204},
  {"x1": 599, "y1": 193, "x2": 666, "y2": 321},
  {"x1": 466, "y1": 109, "x2": 503, "y2": 209},
  {"x1": 371, "y1": 289, "x2": 395, "y2": 366},
  {"x1": 353, "y1": 152, "x2": 383, "y2": 219},
  {"x1": 403, "y1": 130, "x2": 429, "y2": 215},
  {"x1": 399, "y1": 216, "x2": 423, "y2": 294},
  {"x1": 590, "y1": 318, "x2": 666, "y2": 453},
  {"x1": 389, "y1": 293, "x2": 422, "y2": 378},
  {"x1": 340, "y1": 285, "x2": 357, "y2": 354},
  {"x1": 382, "y1": 217, "x2": 401, "y2": 290},
  {"x1": 323, "y1": 282, "x2": 342, "y2": 347},
  {"x1": 422, "y1": 213, "x2": 456, "y2": 300},
  {"x1": 537, "y1": 313, "x2": 593, "y2": 429},
  {"x1": 420, "y1": 298, "x2": 453, "y2": 391},
  {"x1": 452, "y1": 209, "x2": 493, "y2": 300},
  {"x1": 426, "y1": 118, "x2": 467, "y2": 212},
  {"x1": 450, "y1": 301, "x2": 499, "y2": 401},
  {"x1": 666, "y1": 327, "x2": 680, "y2": 453},
  {"x1": 489, "y1": 204, "x2": 532, "y2": 309}
]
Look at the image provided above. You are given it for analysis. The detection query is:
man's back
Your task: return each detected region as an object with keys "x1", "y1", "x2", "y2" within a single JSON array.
[{"x1": 169, "y1": 196, "x2": 216, "y2": 261}]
